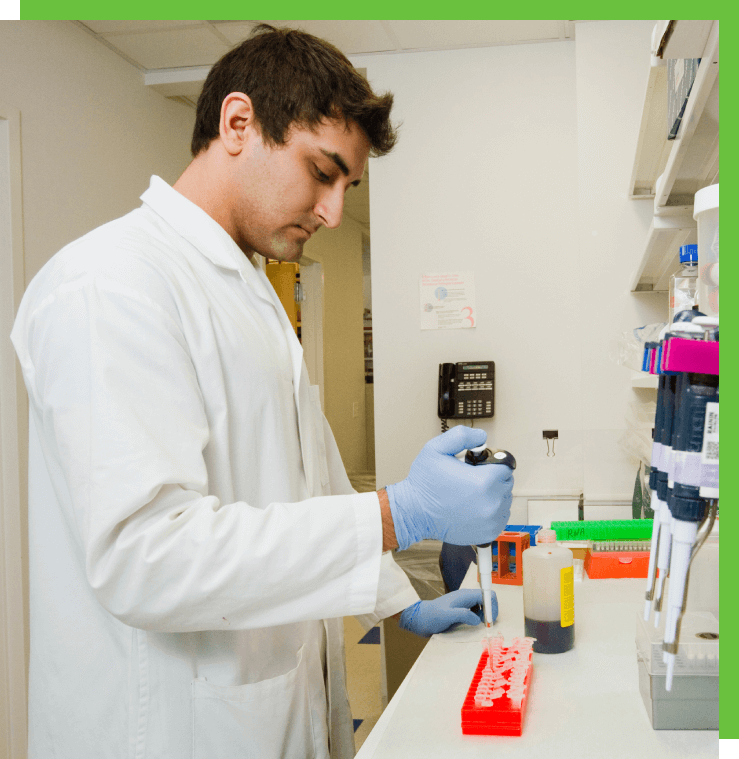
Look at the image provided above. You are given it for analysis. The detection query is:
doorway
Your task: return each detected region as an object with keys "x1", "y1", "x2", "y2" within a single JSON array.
[
  {"x1": 361, "y1": 233, "x2": 375, "y2": 474},
  {"x1": 264, "y1": 258, "x2": 326, "y2": 411}
]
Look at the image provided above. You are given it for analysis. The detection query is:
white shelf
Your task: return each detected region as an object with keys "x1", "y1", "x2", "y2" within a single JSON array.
[
  {"x1": 628, "y1": 62, "x2": 672, "y2": 198},
  {"x1": 629, "y1": 21, "x2": 719, "y2": 203},
  {"x1": 632, "y1": 371, "x2": 659, "y2": 389},
  {"x1": 630, "y1": 210, "x2": 696, "y2": 292},
  {"x1": 654, "y1": 20, "x2": 713, "y2": 60},
  {"x1": 654, "y1": 21, "x2": 719, "y2": 210},
  {"x1": 629, "y1": 20, "x2": 719, "y2": 293}
]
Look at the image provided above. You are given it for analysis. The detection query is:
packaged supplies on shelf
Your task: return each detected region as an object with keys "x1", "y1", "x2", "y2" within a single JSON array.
[{"x1": 668, "y1": 58, "x2": 701, "y2": 140}]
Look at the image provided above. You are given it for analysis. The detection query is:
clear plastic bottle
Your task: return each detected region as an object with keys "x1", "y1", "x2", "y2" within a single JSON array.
[
  {"x1": 522, "y1": 529, "x2": 574, "y2": 653},
  {"x1": 669, "y1": 244, "x2": 698, "y2": 323}
]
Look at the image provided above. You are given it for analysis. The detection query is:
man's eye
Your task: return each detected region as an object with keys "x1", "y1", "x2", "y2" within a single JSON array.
[{"x1": 315, "y1": 167, "x2": 330, "y2": 183}]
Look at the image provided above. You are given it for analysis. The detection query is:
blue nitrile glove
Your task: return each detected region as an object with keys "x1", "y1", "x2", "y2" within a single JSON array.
[
  {"x1": 385, "y1": 426, "x2": 513, "y2": 551},
  {"x1": 398, "y1": 589, "x2": 496, "y2": 638}
]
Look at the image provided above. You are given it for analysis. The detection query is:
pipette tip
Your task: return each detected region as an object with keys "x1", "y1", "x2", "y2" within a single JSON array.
[
  {"x1": 665, "y1": 654, "x2": 675, "y2": 692},
  {"x1": 643, "y1": 600, "x2": 651, "y2": 622}
]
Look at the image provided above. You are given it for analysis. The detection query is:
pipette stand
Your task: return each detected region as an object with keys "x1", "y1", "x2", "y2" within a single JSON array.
[{"x1": 477, "y1": 531, "x2": 530, "y2": 586}]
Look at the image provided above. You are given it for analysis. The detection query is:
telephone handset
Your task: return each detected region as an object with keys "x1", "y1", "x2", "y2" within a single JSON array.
[{"x1": 438, "y1": 361, "x2": 495, "y2": 419}]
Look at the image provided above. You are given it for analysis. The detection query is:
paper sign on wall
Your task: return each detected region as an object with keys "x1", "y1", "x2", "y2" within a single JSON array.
[{"x1": 419, "y1": 272, "x2": 476, "y2": 330}]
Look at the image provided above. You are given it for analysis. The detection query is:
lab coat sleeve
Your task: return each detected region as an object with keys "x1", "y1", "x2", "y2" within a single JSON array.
[
  {"x1": 14, "y1": 269, "x2": 384, "y2": 633},
  {"x1": 321, "y1": 415, "x2": 420, "y2": 630},
  {"x1": 353, "y1": 552, "x2": 421, "y2": 631}
]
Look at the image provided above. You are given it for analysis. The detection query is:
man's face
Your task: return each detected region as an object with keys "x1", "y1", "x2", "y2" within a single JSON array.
[{"x1": 231, "y1": 117, "x2": 370, "y2": 262}]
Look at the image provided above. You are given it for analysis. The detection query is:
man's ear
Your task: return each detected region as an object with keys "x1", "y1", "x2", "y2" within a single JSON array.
[{"x1": 219, "y1": 92, "x2": 259, "y2": 156}]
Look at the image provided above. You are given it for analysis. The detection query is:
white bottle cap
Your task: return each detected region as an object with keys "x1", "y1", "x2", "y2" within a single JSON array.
[
  {"x1": 693, "y1": 184, "x2": 718, "y2": 218},
  {"x1": 692, "y1": 316, "x2": 719, "y2": 328},
  {"x1": 537, "y1": 529, "x2": 557, "y2": 544},
  {"x1": 669, "y1": 323, "x2": 703, "y2": 336}
]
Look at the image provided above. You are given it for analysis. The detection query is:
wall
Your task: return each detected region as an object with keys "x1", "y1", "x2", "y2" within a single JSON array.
[
  {"x1": 353, "y1": 20, "x2": 666, "y2": 513},
  {"x1": 574, "y1": 21, "x2": 667, "y2": 504},
  {"x1": 1, "y1": 20, "x2": 370, "y2": 481},
  {"x1": 0, "y1": 21, "x2": 195, "y2": 285},
  {"x1": 305, "y1": 215, "x2": 369, "y2": 474},
  {"x1": 0, "y1": 20, "x2": 195, "y2": 731},
  {"x1": 354, "y1": 40, "x2": 581, "y2": 502}
]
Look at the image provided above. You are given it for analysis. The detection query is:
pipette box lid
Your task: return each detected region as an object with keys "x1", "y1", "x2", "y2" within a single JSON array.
[
  {"x1": 637, "y1": 659, "x2": 718, "y2": 730},
  {"x1": 635, "y1": 610, "x2": 718, "y2": 678},
  {"x1": 636, "y1": 611, "x2": 718, "y2": 730}
]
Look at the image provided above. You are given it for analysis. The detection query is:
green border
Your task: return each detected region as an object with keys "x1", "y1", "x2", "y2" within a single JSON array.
[{"x1": 719, "y1": 12, "x2": 733, "y2": 738}]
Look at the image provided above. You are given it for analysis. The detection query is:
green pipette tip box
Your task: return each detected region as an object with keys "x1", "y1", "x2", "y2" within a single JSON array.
[{"x1": 551, "y1": 519, "x2": 654, "y2": 542}]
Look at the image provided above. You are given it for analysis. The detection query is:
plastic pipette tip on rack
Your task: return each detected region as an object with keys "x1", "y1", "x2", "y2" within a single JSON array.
[{"x1": 461, "y1": 636, "x2": 535, "y2": 736}]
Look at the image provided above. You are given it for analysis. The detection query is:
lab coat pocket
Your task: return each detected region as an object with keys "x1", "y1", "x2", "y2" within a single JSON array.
[{"x1": 191, "y1": 645, "x2": 316, "y2": 759}]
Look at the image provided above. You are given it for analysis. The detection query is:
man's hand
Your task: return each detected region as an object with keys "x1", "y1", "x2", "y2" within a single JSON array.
[
  {"x1": 384, "y1": 426, "x2": 513, "y2": 551},
  {"x1": 397, "y1": 589, "x2": 495, "y2": 638}
]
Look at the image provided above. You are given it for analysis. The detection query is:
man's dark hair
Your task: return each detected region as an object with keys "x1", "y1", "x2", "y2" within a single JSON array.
[{"x1": 191, "y1": 24, "x2": 398, "y2": 158}]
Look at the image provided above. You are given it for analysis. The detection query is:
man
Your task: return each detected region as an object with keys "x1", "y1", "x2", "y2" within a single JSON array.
[{"x1": 12, "y1": 25, "x2": 513, "y2": 758}]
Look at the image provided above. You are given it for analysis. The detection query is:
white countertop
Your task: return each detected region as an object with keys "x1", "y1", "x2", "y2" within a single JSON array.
[{"x1": 356, "y1": 564, "x2": 718, "y2": 758}]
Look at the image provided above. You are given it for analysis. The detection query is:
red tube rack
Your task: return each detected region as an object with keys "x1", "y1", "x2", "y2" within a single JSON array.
[{"x1": 461, "y1": 645, "x2": 533, "y2": 736}]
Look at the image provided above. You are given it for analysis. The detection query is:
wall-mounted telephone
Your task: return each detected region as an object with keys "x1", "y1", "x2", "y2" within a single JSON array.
[{"x1": 438, "y1": 361, "x2": 495, "y2": 420}]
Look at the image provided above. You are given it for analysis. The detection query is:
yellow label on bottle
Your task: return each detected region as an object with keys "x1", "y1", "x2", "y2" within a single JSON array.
[{"x1": 560, "y1": 566, "x2": 574, "y2": 627}]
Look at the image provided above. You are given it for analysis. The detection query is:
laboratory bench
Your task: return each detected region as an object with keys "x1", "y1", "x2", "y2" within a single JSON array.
[{"x1": 357, "y1": 565, "x2": 718, "y2": 758}]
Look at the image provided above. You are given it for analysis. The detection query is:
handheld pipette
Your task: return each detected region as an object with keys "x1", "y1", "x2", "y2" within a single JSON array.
[
  {"x1": 464, "y1": 445, "x2": 517, "y2": 645},
  {"x1": 474, "y1": 542, "x2": 495, "y2": 630}
]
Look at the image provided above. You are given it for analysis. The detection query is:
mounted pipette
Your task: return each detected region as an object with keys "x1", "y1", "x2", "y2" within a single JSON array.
[
  {"x1": 661, "y1": 316, "x2": 719, "y2": 691},
  {"x1": 643, "y1": 327, "x2": 669, "y2": 620}
]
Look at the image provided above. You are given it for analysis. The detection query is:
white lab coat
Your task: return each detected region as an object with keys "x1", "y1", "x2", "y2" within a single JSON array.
[{"x1": 12, "y1": 176, "x2": 419, "y2": 759}]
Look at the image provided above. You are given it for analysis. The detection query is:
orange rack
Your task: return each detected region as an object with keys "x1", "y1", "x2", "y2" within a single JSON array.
[
  {"x1": 584, "y1": 548, "x2": 651, "y2": 579},
  {"x1": 477, "y1": 531, "x2": 530, "y2": 586}
]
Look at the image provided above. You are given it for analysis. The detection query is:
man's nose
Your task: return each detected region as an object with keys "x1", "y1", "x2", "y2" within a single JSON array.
[{"x1": 314, "y1": 186, "x2": 345, "y2": 230}]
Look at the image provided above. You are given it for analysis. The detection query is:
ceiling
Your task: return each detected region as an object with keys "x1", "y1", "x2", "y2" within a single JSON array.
[{"x1": 75, "y1": 19, "x2": 579, "y2": 228}]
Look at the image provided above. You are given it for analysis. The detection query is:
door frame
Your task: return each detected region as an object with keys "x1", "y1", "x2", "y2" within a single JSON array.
[{"x1": 0, "y1": 103, "x2": 28, "y2": 759}]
